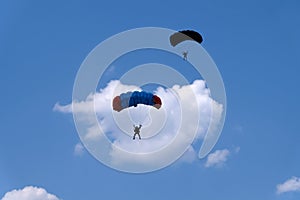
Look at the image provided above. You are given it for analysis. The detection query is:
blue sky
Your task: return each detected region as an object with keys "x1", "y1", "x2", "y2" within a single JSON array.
[{"x1": 1, "y1": 0, "x2": 300, "y2": 199}]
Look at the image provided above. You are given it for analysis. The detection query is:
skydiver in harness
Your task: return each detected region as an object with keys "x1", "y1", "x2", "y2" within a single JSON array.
[
  {"x1": 133, "y1": 124, "x2": 142, "y2": 140},
  {"x1": 182, "y1": 51, "x2": 188, "y2": 61}
]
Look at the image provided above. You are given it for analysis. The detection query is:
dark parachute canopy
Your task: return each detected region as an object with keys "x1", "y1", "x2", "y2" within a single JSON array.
[
  {"x1": 112, "y1": 91, "x2": 162, "y2": 112},
  {"x1": 169, "y1": 30, "x2": 203, "y2": 47}
]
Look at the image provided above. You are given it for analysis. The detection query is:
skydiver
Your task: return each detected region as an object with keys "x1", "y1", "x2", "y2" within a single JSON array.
[
  {"x1": 133, "y1": 124, "x2": 142, "y2": 140},
  {"x1": 182, "y1": 51, "x2": 188, "y2": 61}
]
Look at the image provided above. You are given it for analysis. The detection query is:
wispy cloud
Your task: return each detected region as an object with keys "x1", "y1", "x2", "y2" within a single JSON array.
[
  {"x1": 205, "y1": 149, "x2": 230, "y2": 168},
  {"x1": 53, "y1": 102, "x2": 71, "y2": 113},
  {"x1": 74, "y1": 142, "x2": 85, "y2": 156},
  {"x1": 1, "y1": 186, "x2": 60, "y2": 200},
  {"x1": 277, "y1": 177, "x2": 300, "y2": 194},
  {"x1": 234, "y1": 146, "x2": 240, "y2": 153},
  {"x1": 233, "y1": 124, "x2": 243, "y2": 133}
]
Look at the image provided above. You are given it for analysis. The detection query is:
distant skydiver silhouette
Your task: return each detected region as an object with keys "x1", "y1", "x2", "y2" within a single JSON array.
[
  {"x1": 133, "y1": 124, "x2": 142, "y2": 140},
  {"x1": 182, "y1": 51, "x2": 188, "y2": 61}
]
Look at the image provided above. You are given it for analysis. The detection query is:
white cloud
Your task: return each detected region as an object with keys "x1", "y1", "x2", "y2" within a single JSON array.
[
  {"x1": 54, "y1": 80, "x2": 224, "y2": 170},
  {"x1": 53, "y1": 102, "x2": 71, "y2": 113},
  {"x1": 74, "y1": 142, "x2": 85, "y2": 156},
  {"x1": 277, "y1": 177, "x2": 300, "y2": 194},
  {"x1": 205, "y1": 149, "x2": 230, "y2": 168},
  {"x1": 1, "y1": 186, "x2": 60, "y2": 200}
]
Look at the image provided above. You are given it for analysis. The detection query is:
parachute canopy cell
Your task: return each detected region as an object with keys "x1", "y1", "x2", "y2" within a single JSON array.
[
  {"x1": 112, "y1": 91, "x2": 162, "y2": 112},
  {"x1": 169, "y1": 30, "x2": 203, "y2": 47}
]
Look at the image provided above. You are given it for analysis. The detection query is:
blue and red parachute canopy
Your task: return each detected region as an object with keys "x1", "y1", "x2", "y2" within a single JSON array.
[{"x1": 112, "y1": 91, "x2": 162, "y2": 112}]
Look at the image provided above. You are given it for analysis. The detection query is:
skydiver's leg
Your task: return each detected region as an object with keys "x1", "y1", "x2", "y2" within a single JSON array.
[
  {"x1": 133, "y1": 133, "x2": 136, "y2": 140},
  {"x1": 138, "y1": 133, "x2": 141, "y2": 140}
]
